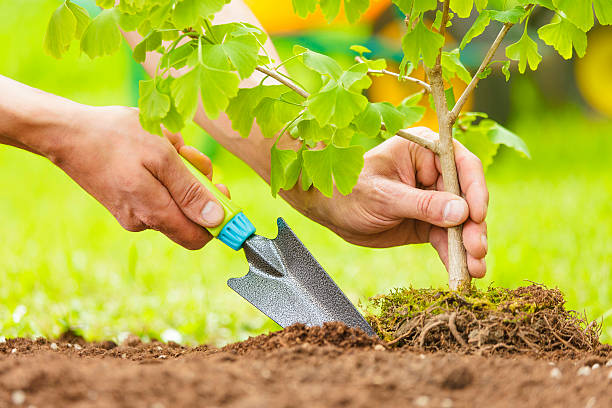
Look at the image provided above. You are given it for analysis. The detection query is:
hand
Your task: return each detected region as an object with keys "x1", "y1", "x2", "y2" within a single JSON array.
[
  {"x1": 302, "y1": 127, "x2": 488, "y2": 278},
  {"x1": 49, "y1": 106, "x2": 228, "y2": 249}
]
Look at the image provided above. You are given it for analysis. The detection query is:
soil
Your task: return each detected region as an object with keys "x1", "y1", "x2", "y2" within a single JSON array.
[{"x1": 1, "y1": 322, "x2": 612, "y2": 408}]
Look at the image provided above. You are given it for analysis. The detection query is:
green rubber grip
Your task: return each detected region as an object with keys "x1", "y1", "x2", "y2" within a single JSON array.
[{"x1": 183, "y1": 159, "x2": 242, "y2": 237}]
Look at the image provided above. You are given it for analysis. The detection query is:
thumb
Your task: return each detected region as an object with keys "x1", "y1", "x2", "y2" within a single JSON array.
[
  {"x1": 146, "y1": 145, "x2": 225, "y2": 229},
  {"x1": 386, "y1": 183, "x2": 469, "y2": 227}
]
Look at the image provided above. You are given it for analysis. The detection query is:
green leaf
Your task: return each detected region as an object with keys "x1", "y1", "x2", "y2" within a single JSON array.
[
  {"x1": 66, "y1": 1, "x2": 91, "y2": 39},
  {"x1": 537, "y1": 18, "x2": 587, "y2": 59},
  {"x1": 455, "y1": 126, "x2": 499, "y2": 171},
  {"x1": 133, "y1": 31, "x2": 162, "y2": 63},
  {"x1": 226, "y1": 85, "x2": 287, "y2": 137},
  {"x1": 209, "y1": 34, "x2": 259, "y2": 78},
  {"x1": 450, "y1": 0, "x2": 474, "y2": 18},
  {"x1": 319, "y1": 0, "x2": 342, "y2": 21},
  {"x1": 302, "y1": 144, "x2": 365, "y2": 196},
  {"x1": 162, "y1": 102, "x2": 185, "y2": 133},
  {"x1": 460, "y1": 11, "x2": 490, "y2": 49},
  {"x1": 441, "y1": 49, "x2": 472, "y2": 84},
  {"x1": 393, "y1": 0, "x2": 438, "y2": 15},
  {"x1": 344, "y1": 0, "x2": 370, "y2": 23},
  {"x1": 489, "y1": 6, "x2": 527, "y2": 23},
  {"x1": 340, "y1": 63, "x2": 372, "y2": 91},
  {"x1": 397, "y1": 101, "x2": 425, "y2": 125},
  {"x1": 307, "y1": 80, "x2": 368, "y2": 128},
  {"x1": 80, "y1": 9, "x2": 121, "y2": 59},
  {"x1": 139, "y1": 80, "x2": 171, "y2": 121},
  {"x1": 253, "y1": 97, "x2": 302, "y2": 138},
  {"x1": 270, "y1": 146, "x2": 299, "y2": 196},
  {"x1": 332, "y1": 127, "x2": 356, "y2": 147},
  {"x1": 173, "y1": 0, "x2": 229, "y2": 28},
  {"x1": 374, "y1": 102, "x2": 411, "y2": 135},
  {"x1": 96, "y1": 0, "x2": 114, "y2": 8},
  {"x1": 295, "y1": 45, "x2": 343, "y2": 79},
  {"x1": 552, "y1": 0, "x2": 594, "y2": 31},
  {"x1": 354, "y1": 103, "x2": 383, "y2": 138},
  {"x1": 160, "y1": 42, "x2": 194, "y2": 70},
  {"x1": 292, "y1": 0, "x2": 318, "y2": 17},
  {"x1": 477, "y1": 66, "x2": 492, "y2": 79},
  {"x1": 44, "y1": 2, "x2": 77, "y2": 59},
  {"x1": 501, "y1": 60, "x2": 511, "y2": 81},
  {"x1": 484, "y1": 119, "x2": 530, "y2": 158},
  {"x1": 594, "y1": 0, "x2": 612, "y2": 25},
  {"x1": 350, "y1": 45, "x2": 372, "y2": 56},
  {"x1": 401, "y1": 20, "x2": 445, "y2": 68},
  {"x1": 170, "y1": 67, "x2": 201, "y2": 121},
  {"x1": 199, "y1": 63, "x2": 240, "y2": 119},
  {"x1": 505, "y1": 30, "x2": 541, "y2": 73},
  {"x1": 445, "y1": 87, "x2": 456, "y2": 109},
  {"x1": 293, "y1": 117, "x2": 335, "y2": 146}
]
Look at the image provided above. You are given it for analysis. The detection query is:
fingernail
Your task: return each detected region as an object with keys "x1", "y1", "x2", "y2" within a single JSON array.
[
  {"x1": 481, "y1": 234, "x2": 488, "y2": 254},
  {"x1": 443, "y1": 200, "x2": 466, "y2": 224},
  {"x1": 200, "y1": 201, "x2": 224, "y2": 226}
]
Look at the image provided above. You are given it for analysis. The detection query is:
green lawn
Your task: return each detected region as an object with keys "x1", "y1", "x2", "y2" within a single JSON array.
[{"x1": 1, "y1": 0, "x2": 611, "y2": 345}]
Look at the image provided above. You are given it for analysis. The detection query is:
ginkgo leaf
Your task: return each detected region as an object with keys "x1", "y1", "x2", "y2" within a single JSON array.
[
  {"x1": 80, "y1": 9, "x2": 121, "y2": 59},
  {"x1": 253, "y1": 97, "x2": 302, "y2": 138},
  {"x1": 208, "y1": 35, "x2": 259, "y2": 78},
  {"x1": 450, "y1": 0, "x2": 474, "y2": 18},
  {"x1": 454, "y1": 126, "x2": 499, "y2": 171},
  {"x1": 441, "y1": 49, "x2": 472, "y2": 84},
  {"x1": 319, "y1": 0, "x2": 342, "y2": 21},
  {"x1": 44, "y1": 2, "x2": 77, "y2": 58},
  {"x1": 344, "y1": 0, "x2": 369, "y2": 23},
  {"x1": 270, "y1": 146, "x2": 299, "y2": 196},
  {"x1": 538, "y1": 18, "x2": 587, "y2": 59},
  {"x1": 226, "y1": 85, "x2": 287, "y2": 137},
  {"x1": 488, "y1": 6, "x2": 527, "y2": 23},
  {"x1": 502, "y1": 60, "x2": 511, "y2": 81},
  {"x1": 392, "y1": 0, "x2": 438, "y2": 15},
  {"x1": 484, "y1": 119, "x2": 531, "y2": 158},
  {"x1": 594, "y1": 0, "x2": 612, "y2": 25},
  {"x1": 139, "y1": 80, "x2": 171, "y2": 121},
  {"x1": 302, "y1": 144, "x2": 365, "y2": 196},
  {"x1": 295, "y1": 45, "x2": 343, "y2": 79},
  {"x1": 307, "y1": 80, "x2": 368, "y2": 128},
  {"x1": 339, "y1": 63, "x2": 371, "y2": 91},
  {"x1": 505, "y1": 30, "x2": 541, "y2": 73},
  {"x1": 170, "y1": 67, "x2": 202, "y2": 121},
  {"x1": 173, "y1": 0, "x2": 229, "y2": 28},
  {"x1": 199, "y1": 63, "x2": 240, "y2": 119},
  {"x1": 292, "y1": 0, "x2": 318, "y2": 17},
  {"x1": 292, "y1": 117, "x2": 335, "y2": 146},
  {"x1": 66, "y1": 1, "x2": 91, "y2": 39},
  {"x1": 401, "y1": 20, "x2": 445, "y2": 68},
  {"x1": 460, "y1": 11, "x2": 490, "y2": 49},
  {"x1": 552, "y1": 0, "x2": 594, "y2": 31}
]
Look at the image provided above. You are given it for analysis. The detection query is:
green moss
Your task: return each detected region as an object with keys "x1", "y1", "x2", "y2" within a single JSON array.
[{"x1": 365, "y1": 285, "x2": 567, "y2": 343}]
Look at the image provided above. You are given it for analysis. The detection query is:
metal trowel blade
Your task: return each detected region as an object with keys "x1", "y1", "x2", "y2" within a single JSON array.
[{"x1": 227, "y1": 218, "x2": 375, "y2": 336}]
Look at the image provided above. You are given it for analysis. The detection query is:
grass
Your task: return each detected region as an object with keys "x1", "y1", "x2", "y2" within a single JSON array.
[{"x1": 0, "y1": 0, "x2": 611, "y2": 346}]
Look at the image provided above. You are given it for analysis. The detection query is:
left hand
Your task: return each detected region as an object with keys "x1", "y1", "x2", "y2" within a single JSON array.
[{"x1": 293, "y1": 127, "x2": 488, "y2": 278}]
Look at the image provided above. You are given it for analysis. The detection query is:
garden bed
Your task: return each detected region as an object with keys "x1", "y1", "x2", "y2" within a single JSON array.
[{"x1": 1, "y1": 317, "x2": 611, "y2": 407}]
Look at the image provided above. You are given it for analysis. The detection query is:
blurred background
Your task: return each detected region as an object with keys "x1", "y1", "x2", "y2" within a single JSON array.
[{"x1": 0, "y1": 0, "x2": 610, "y2": 345}]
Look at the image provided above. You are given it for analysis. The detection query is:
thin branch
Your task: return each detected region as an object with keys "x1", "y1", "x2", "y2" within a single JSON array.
[
  {"x1": 355, "y1": 57, "x2": 431, "y2": 93},
  {"x1": 255, "y1": 66, "x2": 309, "y2": 98},
  {"x1": 396, "y1": 128, "x2": 439, "y2": 153},
  {"x1": 439, "y1": 0, "x2": 451, "y2": 37},
  {"x1": 449, "y1": 4, "x2": 535, "y2": 123},
  {"x1": 255, "y1": 65, "x2": 437, "y2": 152}
]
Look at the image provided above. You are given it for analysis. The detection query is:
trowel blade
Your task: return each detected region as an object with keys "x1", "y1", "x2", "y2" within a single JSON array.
[{"x1": 227, "y1": 218, "x2": 375, "y2": 336}]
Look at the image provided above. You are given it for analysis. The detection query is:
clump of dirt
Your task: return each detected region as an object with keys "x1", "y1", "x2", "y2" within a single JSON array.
[
  {"x1": 366, "y1": 284, "x2": 605, "y2": 356},
  {"x1": 223, "y1": 322, "x2": 381, "y2": 355}
]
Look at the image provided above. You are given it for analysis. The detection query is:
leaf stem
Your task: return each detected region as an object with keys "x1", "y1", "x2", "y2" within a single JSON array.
[{"x1": 355, "y1": 56, "x2": 431, "y2": 93}]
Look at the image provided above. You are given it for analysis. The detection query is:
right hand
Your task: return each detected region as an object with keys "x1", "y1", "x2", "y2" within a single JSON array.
[{"x1": 48, "y1": 105, "x2": 229, "y2": 249}]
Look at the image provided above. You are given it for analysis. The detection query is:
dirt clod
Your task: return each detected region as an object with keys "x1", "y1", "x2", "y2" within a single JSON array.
[{"x1": 441, "y1": 366, "x2": 474, "y2": 389}]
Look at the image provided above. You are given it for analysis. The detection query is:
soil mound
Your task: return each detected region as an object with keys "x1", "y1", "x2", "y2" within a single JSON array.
[
  {"x1": 222, "y1": 322, "x2": 381, "y2": 354},
  {"x1": 367, "y1": 284, "x2": 606, "y2": 357}
]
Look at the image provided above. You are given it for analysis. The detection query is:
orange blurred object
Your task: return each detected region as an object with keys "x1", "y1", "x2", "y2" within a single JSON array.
[{"x1": 243, "y1": 0, "x2": 391, "y2": 34}]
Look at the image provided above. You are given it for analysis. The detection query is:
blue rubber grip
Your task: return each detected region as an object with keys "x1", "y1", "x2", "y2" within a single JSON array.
[{"x1": 217, "y1": 212, "x2": 256, "y2": 250}]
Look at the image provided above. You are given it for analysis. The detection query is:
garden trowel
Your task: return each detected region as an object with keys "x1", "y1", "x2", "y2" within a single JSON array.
[{"x1": 195, "y1": 171, "x2": 375, "y2": 336}]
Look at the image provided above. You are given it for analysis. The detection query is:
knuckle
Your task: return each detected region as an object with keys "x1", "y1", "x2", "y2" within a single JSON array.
[
  {"x1": 416, "y1": 191, "x2": 435, "y2": 218},
  {"x1": 116, "y1": 212, "x2": 145, "y2": 232},
  {"x1": 178, "y1": 181, "x2": 207, "y2": 210}
]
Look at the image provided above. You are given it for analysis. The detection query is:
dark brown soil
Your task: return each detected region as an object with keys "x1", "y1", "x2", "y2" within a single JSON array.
[{"x1": 1, "y1": 322, "x2": 611, "y2": 407}]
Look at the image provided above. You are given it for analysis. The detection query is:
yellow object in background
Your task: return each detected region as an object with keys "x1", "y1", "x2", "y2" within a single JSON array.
[
  {"x1": 575, "y1": 27, "x2": 612, "y2": 118},
  {"x1": 244, "y1": 0, "x2": 391, "y2": 34}
]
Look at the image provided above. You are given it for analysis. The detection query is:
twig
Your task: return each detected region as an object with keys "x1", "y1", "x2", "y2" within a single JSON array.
[
  {"x1": 395, "y1": 128, "x2": 439, "y2": 153},
  {"x1": 355, "y1": 57, "x2": 431, "y2": 93},
  {"x1": 255, "y1": 66, "x2": 309, "y2": 98},
  {"x1": 439, "y1": 0, "x2": 451, "y2": 37},
  {"x1": 543, "y1": 315, "x2": 579, "y2": 352},
  {"x1": 418, "y1": 315, "x2": 448, "y2": 348},
  {"x1": 449, "y1": 4, "x2": 535, "y2": 123}
]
